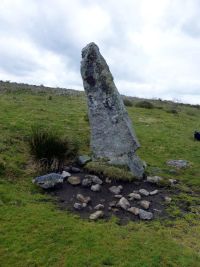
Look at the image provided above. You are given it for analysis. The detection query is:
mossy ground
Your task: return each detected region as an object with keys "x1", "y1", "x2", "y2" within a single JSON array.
[{"x1": 0, "y1": 89, "x2": 200, "y2": 266}]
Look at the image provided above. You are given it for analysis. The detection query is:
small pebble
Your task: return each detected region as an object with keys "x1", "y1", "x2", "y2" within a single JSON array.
[
  {"x1": 139, "y1": 189, "x2": 149, "y2": 196},
  {"x1": 150, "y1": 189, "x2": 158, "y2": 196},
  {"x1": 140, "y1": 200, "x2": 150, "y2": 210}
]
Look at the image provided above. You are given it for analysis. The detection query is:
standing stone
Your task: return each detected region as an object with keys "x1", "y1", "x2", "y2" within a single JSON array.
[{"x1": 80, "y1": 42, "x2": 144, "y2": 178}]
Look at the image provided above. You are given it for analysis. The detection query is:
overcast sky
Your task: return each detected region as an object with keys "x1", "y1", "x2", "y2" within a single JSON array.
[{"x1": 1, "y1": 0, "x2": 200, "y2": 104}]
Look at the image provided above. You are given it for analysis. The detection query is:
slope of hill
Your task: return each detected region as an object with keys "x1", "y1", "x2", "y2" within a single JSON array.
[{"x1": 0, "y1": 82, "x2": 200, "y2": 267}]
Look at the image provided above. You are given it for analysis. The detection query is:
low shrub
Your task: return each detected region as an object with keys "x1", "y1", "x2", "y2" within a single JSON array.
[
  {"x1": 166, "y1": 109, "x2": 178, "y2": 114},
  {"x1": 28, "y1": 126, "x2": 78, "y2": 171},
  {"x1": 123, "y1": 98, "x2": 133, "y2": 107},
  {"x1": 135, "y1": 101, "x2": 154, "y2": 109},
  {"x1": 84, "y1": 161, "x2": 135, "y2": 181}
]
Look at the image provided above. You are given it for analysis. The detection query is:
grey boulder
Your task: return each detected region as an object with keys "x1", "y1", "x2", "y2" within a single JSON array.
[
  {"x1": 78, "y1": 155, "x2": 91, "y2": 166},
  {"x1": 32, "y1": 173, "x2": 64, "y2": 189}
]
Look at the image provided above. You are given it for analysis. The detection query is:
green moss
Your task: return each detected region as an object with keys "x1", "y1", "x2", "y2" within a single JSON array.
[{"x1": 84, "y1": 161, "x2": 135, "y2": 181}]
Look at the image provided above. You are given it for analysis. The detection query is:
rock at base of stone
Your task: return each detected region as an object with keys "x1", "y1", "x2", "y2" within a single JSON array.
[
  {"x1": 68, "y1": 176, "x2": 81, "y2": 185},
  {"x1": 89, "y1": 210, "x2": 104, "y2": 220},
  {"x1": 91, "y1": 184, "x2": 101, "y2": 192},
  {"x1": 32, "y1": 173, "x2": 64, "y2": 189},
  {"x1": 139, "y1": 209, "x2": 153, "y2": 220},
  {"x1": 78, "y1": 155, "x2": 91, "y2": 166},
  {"x1": 117, "y1": 197, "x2": 130, "y2": 210},
  {"x1": 128, "y1": 207, "x2": 140, "y2": 215}
]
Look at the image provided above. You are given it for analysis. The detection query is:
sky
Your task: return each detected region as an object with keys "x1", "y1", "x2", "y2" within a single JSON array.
[{"x1": 0, "y1": 0, "x2": 200, "y2": 104}]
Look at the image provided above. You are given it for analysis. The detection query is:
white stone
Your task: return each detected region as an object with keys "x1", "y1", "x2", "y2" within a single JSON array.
[
  {"x1": 128, "y1": 207, "x2": 140, "y2": 215},
  {"x1": 117, "y1": 197, "x2": 130, "y2": 210},
  {"x1": 89, "y1": 210, "x2": 104, "y2": 220},
  {"x1": 139, "y1": 189, "x2": 149, "y2": 196}
]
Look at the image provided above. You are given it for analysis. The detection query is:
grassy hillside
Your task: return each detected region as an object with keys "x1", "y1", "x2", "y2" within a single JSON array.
[{"x1": 0, "y1": 87, "x2": 200, "y2": 267}]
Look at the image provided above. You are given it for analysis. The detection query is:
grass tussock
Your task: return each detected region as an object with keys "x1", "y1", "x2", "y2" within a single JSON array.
[
  {"x1": 84, "y1": 161, "x2": 135, "y2": 181},
  {"x1": 28, "y1": 125, "x2": 78, "y2": 171}
]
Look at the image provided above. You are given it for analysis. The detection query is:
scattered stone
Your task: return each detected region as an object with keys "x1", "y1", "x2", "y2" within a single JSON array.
[
  {"x1": 128, "y1": 207, "x2": 140, "y2": 215},
  {"x1": 64, "y1": 166, "x2": 70, "y2": 172},
  {"x1": 68, "y1": 176, "x2": 81, "y2": 185},
  {"x1": 169, "y1": 179, "x2": 177, "y2": 186},
  {"x1": 146, "y1": 176, "x2": 163, "y2": 184},
  {"x1": 81, "y1": 42, "x2": 144, "y2": 178},
  {"x1": 82, "y1": 203, "x2": 87, "y2": 208},
  {"x1": 150, "y1": 190, "x2": 158, "y2": 196},
  {"x1": 82, "y1": 177, "x2": 92, "y2": 187},
  {"x1": 91, "y1": 184, "x2": 101, "y2": 192},
  {"x1": 139, "y1": 209, "x2": 153, "y2": 220},
  {"x1": 128, "y1": 192, "x2": 141, "y2": 200},
  {"x1": 94, "y1": 204, "x2": 104, "y2": 210},
  {"x1": 77, "y1": 155, "x2": 91, "y2": 166},
  {"x1": 76, "y1": 194, "x2": 91, "y2": 204},
  {"x1": 166, "y1": 160, "x2": 189, "y2": 169},
  {"x1": 32, "y1": 173, "x2": 64, "y2": 189},
  {"x1": 109, "y1": 185, "x2": 123, "y2": 194},
  {"x1": 89, "y1": 210, "x2": 104, "y2": 220},
  {"x1": 140, "y1": 200, "x2": 150, "y2": 210},
  {"x1": 164, "y1": 196, "x2": 172, "y2": 203},
  {"x1": 105, "y1": 177, "x2": 112, "y2": 183},
  {"x1": 85, "y1": 175, "x2": 103, "y2": 185},
  {"x1": 74, "y1": 203, "x2": 83, "y2": 210},
  {"x1": 153, "y1": 208, "x2": 162, "y2": 213},
  {"x1": 139, "y1": 189, "x2": 149, "y2": 196},
  {"x1": 114, "y1": 194, "x2": 123, "y2": 199},
  {"x1": 61, "y1": 171, "x2": 71, "y2": 179},
  {"x1": 71, "y1": 167, "x2": 81, "y2": 173},
  {"x1": 109, "y1": 201, "x2": 117, "y2": 207},
  {"x1": 117, "y1": 197, "x2": 130, "y2": 210}
]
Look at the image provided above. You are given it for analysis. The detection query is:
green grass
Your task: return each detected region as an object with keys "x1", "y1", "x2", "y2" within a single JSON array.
[{"x1": 0, "y1": 89, "x2": 200, "y2": 266}]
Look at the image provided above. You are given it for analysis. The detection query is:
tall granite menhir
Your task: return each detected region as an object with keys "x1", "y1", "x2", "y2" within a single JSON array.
[{"x1": 81, "y1": 43, "x2": 144, "y2": 178}]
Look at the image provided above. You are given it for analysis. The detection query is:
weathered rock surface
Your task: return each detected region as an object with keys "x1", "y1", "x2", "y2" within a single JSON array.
[
  {"x1": 80, "y1": 42, "x2": 144, "y2": 178},
  {"x1": 128, "y1": 192, "x2": 141, "y2": 200},
  {"x1": 89, "y1": 210, "x2": 104, "y2": 220},
  {"x1": 146, "y1": 176, "x2": 163, "y2": 184},
  {"x1": 109, "y1": 185, "x2": 123, "y2": 194},
  {"x1": 150, "y1": 190, "x2": 158, "y2": 196},
  {"x1": 68, "y1": 176, "x2": 81, "y2": 185},
  {"x1": 78, "y1": 155, "x2": 91, "y2": 166},
  {"x1": 33, "y1": 173, "x2": 64, "y2": 189},
  {"x1": 128, "y1": 207, "x2": 140, "y2": 215},
  {"x1": 117, "y1": 197, "x2": 130, "y2": 210},
  {"x1": 85, "y1": 175, "x2": 103, "y2": 185},
  {"x1": 76, "y1": 194, "x2": 91, "y2": 204},
  {"x1": 166, "y1": 160, "x2": 189, "y2": 169},
  {"x1": 140, "y1": 200, "x2": 150, "y2": 210},
  {"x1": 91, "y1": 184, "x2": 101, "y2": 192},
  {"x1": 139, "y1": 189, "x2": 149, "y2": 196},
  {"x1": 71, "y1": 167, "x2": 81, "y2": 173},
  {"x1": 61, "y1": 171, "x2": 71, "y2": 179},
  {"x1": 139, "y1": 209, "x2": 153, "y2": 220},
  {"x1": 82, "y1": 178, "x2": 92, "y2": 187}
]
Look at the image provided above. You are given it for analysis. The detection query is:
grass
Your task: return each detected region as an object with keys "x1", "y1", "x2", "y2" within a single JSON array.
[{"x1": 0, "y1": 87, "x2": 200, "y2": 266}]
